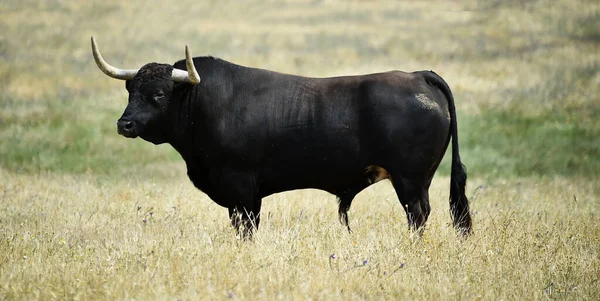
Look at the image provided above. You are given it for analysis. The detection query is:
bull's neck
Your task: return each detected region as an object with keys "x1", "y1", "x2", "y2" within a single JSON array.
[
  {"x1": 165, "y1": 83, "x2": 208, "y2": 164},
  {"x1": 164, "y1": 59, "x2": 241, "y2": 167}
]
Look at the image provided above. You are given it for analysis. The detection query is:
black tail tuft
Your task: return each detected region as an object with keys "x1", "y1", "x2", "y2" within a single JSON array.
[
  {"x1": 424, "y1": 71, "x2": 472, "y2": 235},
  {"x1": 450, "y1": 158, "x2": 472, "y2": 235}
]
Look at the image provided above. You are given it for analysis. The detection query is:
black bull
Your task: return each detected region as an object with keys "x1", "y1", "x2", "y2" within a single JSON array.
[{"x1": 91, "y1": 38, "x2": 472, "y2": 237}]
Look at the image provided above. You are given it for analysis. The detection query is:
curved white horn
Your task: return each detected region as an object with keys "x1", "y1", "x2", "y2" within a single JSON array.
[
  {"x1": 171, "y1": 45, "x2": 201, "y2": 84},
  {"x1": 91, "y1": 36, "x2": 138, "y2": 80}
]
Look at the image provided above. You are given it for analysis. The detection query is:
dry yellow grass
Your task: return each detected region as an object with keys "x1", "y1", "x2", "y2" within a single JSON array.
[
  {"x1": 1, "y1": 169, "x2": 599, "y2": 299},
  {"x1": 1, "y1": 0, "x2": 599, "y2": 299}
]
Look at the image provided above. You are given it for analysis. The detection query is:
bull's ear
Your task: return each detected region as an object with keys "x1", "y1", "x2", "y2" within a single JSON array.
[{"x1": 125, "y1": 80, "x2": 132, "y2": 92}]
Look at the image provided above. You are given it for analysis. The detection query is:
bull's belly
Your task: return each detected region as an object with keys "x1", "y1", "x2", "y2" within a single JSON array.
[{"x1": 256, "y1": 150, "x2": 367, "y2": 197}]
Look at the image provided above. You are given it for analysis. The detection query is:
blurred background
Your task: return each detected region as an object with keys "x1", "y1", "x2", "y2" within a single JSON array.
[
  {"x1": 0, "y1": 0, "x2": 598, "y2": 181},
  {"x1": 1, "y1": 2, "x2": 599, "y2": 299}
]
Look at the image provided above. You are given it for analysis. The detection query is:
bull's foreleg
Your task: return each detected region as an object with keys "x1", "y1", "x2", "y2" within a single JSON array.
[
  {"x1": 228, "y1": 200, "x2": 261, "y2": 240},
  {"x1": 219, "y1": 169, "x2": 261, "y2": 240}
]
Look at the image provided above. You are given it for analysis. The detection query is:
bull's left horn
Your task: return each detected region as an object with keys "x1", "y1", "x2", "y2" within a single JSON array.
[
  {"x1": 171, "y1": 45, "x2": 201, "y2": 84},
  {"x1": 91, "y1": 36, "x2": 138, "y2": 80}
]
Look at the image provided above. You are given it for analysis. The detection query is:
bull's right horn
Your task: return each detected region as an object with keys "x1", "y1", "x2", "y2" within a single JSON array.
[
  {"x1": 91, "y1": 36, "x2": 138, "y2": 80},
  {"x1": 171, "y1": 45, "x2": 201, "y2": 84}
]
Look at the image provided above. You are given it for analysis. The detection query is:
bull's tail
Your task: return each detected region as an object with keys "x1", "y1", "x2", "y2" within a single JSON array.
[{"x1": 424, "y1": 71, "x2": 472, "y2": 235}]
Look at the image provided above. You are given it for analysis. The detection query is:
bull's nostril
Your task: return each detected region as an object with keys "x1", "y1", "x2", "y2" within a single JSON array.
[{"x1": 117, "y1": 120, "x2": 135, "y2": 136}]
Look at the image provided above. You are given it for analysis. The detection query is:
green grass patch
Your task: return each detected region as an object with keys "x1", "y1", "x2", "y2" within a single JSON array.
[
  {"x1": 0, "y1": 95, "x2": 180, "y2": 174},
  {"x1": 457, "y1": 107, "x2": 600, "y2": 178}
]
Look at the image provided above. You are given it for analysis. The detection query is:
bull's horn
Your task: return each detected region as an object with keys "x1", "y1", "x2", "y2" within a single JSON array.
[
  {"x1": 91, "y1": 36, "x2": 138, "y2": 80},
  {"x1": 171, "y1": 45, "x2": 201, "y2": 84}
]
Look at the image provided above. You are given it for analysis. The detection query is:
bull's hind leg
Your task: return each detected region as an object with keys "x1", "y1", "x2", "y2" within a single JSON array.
[
  {"x1": 336, "y1": 179, "x2": 371, "y2": 232},
  {"x1": 337, "y1": 192, "x2": 358, "y2": 233},
  {"x1": 337, "y1": 166, "x2": 391, "y2": 232},
  {"x1": 390, "y1": 175, "x2": 430, "y2": 233}
]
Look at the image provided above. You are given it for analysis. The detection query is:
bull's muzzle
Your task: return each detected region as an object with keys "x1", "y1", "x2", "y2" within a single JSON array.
[{"x1": 117, "y1": 119, "x2": 137, "y2": 138}]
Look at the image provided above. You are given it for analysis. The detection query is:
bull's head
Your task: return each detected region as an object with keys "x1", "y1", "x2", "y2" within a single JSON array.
[{"x1": 90, "y1": 36, "x2": 201, "y2": 144}]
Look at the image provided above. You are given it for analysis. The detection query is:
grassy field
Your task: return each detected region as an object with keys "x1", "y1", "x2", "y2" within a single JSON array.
[{"x1": 1, "y1": 0, "x2": 599, "y2": 299}]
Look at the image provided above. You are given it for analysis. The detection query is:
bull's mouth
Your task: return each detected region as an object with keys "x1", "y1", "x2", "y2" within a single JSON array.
[{"x1": 118, "y1": 129, "x2": 138, "y2": 138}]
